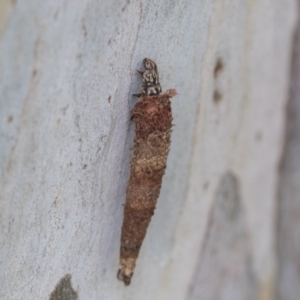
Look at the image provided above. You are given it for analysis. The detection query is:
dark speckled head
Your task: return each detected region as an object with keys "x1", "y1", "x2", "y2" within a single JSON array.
[
  {"x1": 143, "y1": 58, "x2": 158, "y2": 71},
  {"x1": 135, "y1": 58, "x2": 162, "y2": 96}
]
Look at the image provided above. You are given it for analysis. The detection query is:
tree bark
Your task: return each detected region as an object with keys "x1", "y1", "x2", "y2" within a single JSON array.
[
  {"x1": 0, "y1": 1, "x2": 298, "y2": 299},
  {"x1": 277, "y1": 3, "x2": 300, "y2": 300}
]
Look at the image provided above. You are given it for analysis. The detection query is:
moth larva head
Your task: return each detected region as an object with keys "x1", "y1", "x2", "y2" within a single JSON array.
[
  {"x1": 139, "y1": 58, "x2": 161, "y2": 96},
  {"x1": 143, "y1": 58, "x2": 157, "y2": 70}
]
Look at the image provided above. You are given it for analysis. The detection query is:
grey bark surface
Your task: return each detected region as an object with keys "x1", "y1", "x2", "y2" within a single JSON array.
[
  {"x1": 277, "y1": 4, "x2": 300, "y2": 300},
  {"x1": 0, "y1": 1, "x2": 299, "y2": 299}
]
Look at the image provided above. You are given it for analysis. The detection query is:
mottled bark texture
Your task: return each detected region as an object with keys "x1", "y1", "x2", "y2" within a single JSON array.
[
  {"x1": 118, "y1": 89, "x2": 177, "y2": 286},
  {"x1": 276, "y1": 4, "x2": 300, "y2": 299}
]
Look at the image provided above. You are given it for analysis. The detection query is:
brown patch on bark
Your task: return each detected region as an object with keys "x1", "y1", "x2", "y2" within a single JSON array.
[
  {"x1": 118, "y1": 89, "x2": 177, "y2": 286},
  {"x1": 49, "y1": 274, "x2": 78, "y2": 300}
]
